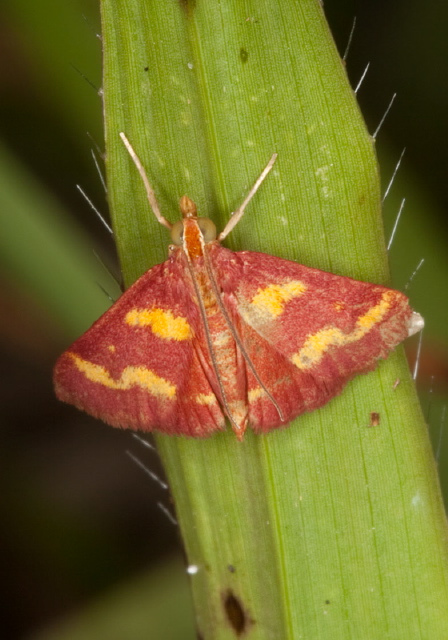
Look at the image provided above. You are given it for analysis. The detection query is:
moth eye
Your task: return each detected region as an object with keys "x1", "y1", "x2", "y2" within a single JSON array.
[
  {"x1": 170, "y1": 220, "x2": 184, "y2": 245},
  {"x1": 198, "y1": 217, "x2": 217, "y2": 243}
]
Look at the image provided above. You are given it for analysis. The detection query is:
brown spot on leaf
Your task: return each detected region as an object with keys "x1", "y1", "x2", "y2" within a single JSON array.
[
  {"x1": 223, "y1": 590, "x2": 251, "y2": 635},
  {"x1": 369, "y1": 411, "x2": 380, "y2": 427}
]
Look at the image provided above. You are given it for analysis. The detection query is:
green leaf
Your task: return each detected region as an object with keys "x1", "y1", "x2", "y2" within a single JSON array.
[{"x1": 101, "y1": 0, "x2": 448, "y2": 637}]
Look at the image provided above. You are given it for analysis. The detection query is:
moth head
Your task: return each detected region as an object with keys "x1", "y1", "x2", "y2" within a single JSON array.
[{"x1": 170, "y1": 196, "x2": 217, "y2": 246}]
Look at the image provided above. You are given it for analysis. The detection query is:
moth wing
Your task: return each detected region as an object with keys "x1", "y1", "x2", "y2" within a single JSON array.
[
  {"x1": 54, "y1": 257, "x2": 225, "y2": 437},
  {"x1": 210, "y1": 246, "x2": 416, "y2": 432}
]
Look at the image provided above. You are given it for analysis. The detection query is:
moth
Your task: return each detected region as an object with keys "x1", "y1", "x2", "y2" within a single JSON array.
[{"x1": 54, "y1": 134, "x2": 424, "y2": 440}]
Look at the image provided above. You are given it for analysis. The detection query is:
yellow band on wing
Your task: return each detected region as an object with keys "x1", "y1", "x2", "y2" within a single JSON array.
[
  {"x1": 292, "y1": 291, "x2": 394, "y2": 370},
  {"x1": 69, "y1": 353, "x2": 176, "y2": 398},
  {"x1": 125, "y1": 308, "x2": 192, "y2": 341},
  {"x1": 251, "y1": 281, "x2": 307, "y2": 318},
  {"x1": 248, "y1": 386, "x2": 265, "y2": 402},
  {"x1": 195, "y1": 393, "x2": 217, "y2": 406}
]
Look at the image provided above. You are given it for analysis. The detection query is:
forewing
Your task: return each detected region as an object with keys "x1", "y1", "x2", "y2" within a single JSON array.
[
  {"x1": 210, "y1": 245, "x2": 415, "y2": 432},
  {"x1": 54, "y1": 255, "x2": 225, "y2": 437}
]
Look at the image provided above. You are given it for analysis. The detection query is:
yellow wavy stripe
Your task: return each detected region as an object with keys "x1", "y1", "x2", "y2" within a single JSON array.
[
  {"x1": 292, "y1": 291, "x2": 394, "y2": 370},
  {"x1": 69, "y1": 353, "x2": 176, "y2": 398}
]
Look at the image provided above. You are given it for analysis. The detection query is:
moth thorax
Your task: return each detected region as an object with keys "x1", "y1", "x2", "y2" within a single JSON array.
[{"x1": 183, "y1": 218, "x2": 204, "y2": 258}]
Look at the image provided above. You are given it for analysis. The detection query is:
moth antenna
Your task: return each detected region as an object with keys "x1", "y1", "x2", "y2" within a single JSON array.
[
  {"x1": 382, "y1": 147, "x2": 406, "y2": 203},
  {"x1": 76, "y1": 184, "x2": 113, "y2": 234},
  {"x1": 343, "y1": 16, "x2": 357, "y2": 61},
  {"x1": 120, "y1": 132, "x2": 173, "y2": 230},
  {"x1": 387, "y1": 197, "x2": 406, "y2": 251},
  {"x1": 126, "y1": 451, "x2": 169, "y2": 490},
  {"x1": 373, "y1": 92, "x2": 397, "y2": 139},
  {"x1": 354, "y1": 61, "x2": 370, "y2": 94},
  {"x1": 203, "y1": 249, "x2": 285, "y2": 422},
  {"x1": 218, "y1": 153, "x2": 278, "y2": 241}
]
